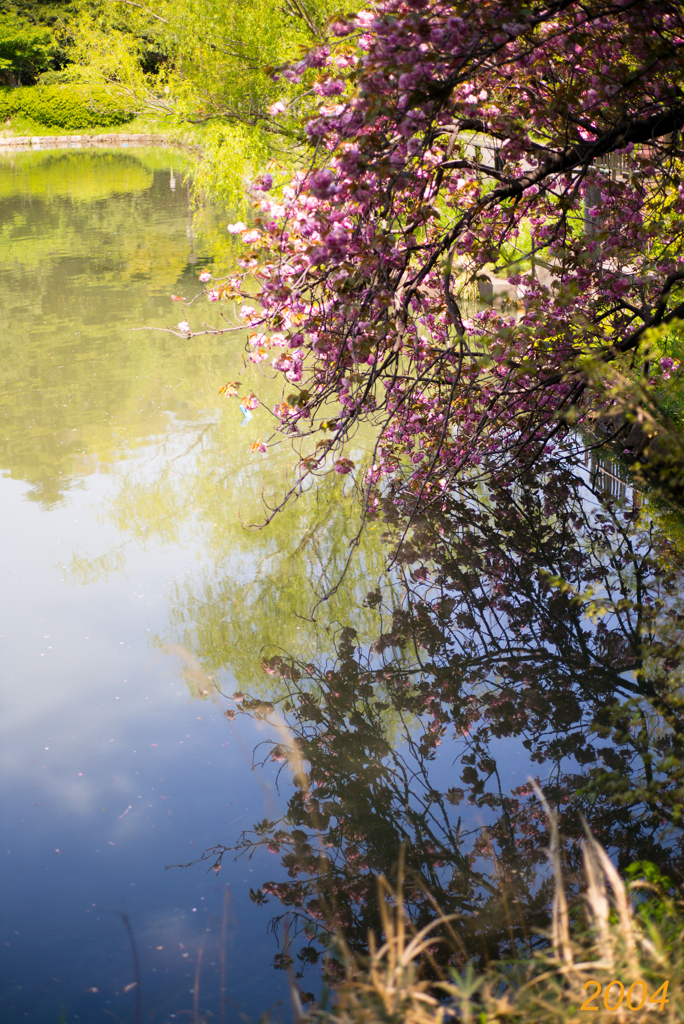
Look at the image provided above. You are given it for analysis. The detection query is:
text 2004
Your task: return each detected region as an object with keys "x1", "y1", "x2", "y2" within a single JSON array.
[{"x1": 581, "y1": 980, "x2": 669, "y2": 1012}]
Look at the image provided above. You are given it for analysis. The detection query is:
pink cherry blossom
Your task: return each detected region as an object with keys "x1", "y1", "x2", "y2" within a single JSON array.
[
  {"x1": 214, "y1": 0, "x2": 684, "y2": 503},
  {"x1": 249, "y1": 348, "x2": 270, "y2": 364}
]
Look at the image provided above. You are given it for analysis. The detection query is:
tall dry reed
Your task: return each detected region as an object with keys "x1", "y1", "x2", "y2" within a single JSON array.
[{"x1": 295, "y1": 787, "x2": 683, "y2": 1024}]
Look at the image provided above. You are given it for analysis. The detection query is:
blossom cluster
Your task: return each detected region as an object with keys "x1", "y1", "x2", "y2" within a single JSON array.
[{"x1": 224, "y1": 0, "x2": 684, "y2": 494}]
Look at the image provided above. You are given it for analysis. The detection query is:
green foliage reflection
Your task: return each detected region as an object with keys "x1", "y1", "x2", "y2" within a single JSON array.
[{"x1": 0, "y1": 148, "x2": 232, "y2": 506}]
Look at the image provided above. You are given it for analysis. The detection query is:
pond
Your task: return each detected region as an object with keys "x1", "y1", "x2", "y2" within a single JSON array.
[{"x1": 1, "y1": 149, "x2": 683, "y2": 1024}]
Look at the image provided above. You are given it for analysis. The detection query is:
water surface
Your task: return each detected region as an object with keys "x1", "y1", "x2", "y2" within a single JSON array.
[
  {"x1": 0, "y1": 147, "x2": 366, "y2": 1024},
  {"x1": 1, "y1": 149, "x2": 683, "y2": 1023}
]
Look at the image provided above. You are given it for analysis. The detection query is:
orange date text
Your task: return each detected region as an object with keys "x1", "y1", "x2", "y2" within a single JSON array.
[{"x1": 580, "y1": 980, "x2": 669, "y2": 1012}]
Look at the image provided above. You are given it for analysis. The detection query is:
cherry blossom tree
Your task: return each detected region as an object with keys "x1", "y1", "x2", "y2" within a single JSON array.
[{"x1": 201, "y1": 0, "x2": 684, "y2": 514}]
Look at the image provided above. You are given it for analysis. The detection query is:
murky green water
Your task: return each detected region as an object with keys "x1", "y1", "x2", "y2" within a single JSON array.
[{"x1": 1, "y1": 149, "x2": 683, "y2": 1023}]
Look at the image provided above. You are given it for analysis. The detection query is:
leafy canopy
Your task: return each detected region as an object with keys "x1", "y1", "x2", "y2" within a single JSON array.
[{"x1": 0, "y1": 13, "x2": 57, "y2": 83}]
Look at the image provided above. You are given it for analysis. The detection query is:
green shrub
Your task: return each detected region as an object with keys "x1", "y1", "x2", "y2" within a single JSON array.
[
  {"x1": 0, "y1": 87, "x2": 22, "y2": 121},
  {"x1": 36, "y1": 70, "x2": 81, "y2": 87},
  {"x1": 12, "y1": 84, "x2": 135, "y2": 130}
]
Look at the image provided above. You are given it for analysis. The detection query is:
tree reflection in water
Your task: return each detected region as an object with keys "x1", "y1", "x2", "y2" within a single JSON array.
[{"x1": 189, "y1": 454, "x2": 684, "y2": 981}]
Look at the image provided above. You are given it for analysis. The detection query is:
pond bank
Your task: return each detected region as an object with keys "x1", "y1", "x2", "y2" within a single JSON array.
[{"x1": 0, "y1": 132, "x2": 196, "y2": 152}]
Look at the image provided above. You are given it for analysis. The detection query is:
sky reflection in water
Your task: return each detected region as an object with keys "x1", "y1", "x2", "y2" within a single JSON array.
[{"x1": 0, "y1": 148, "x2": 308, "y2": 1024}]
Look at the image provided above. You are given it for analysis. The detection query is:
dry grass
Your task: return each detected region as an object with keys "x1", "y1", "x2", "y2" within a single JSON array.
[{"x1": 296, "y1": 788, "x2": 684, "y2": 1024}]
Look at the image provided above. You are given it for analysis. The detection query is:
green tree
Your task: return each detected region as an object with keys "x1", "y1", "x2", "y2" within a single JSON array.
[
  {"x1": 46, "y1": 0, "x2": 360, "y2": 204},
  {"x1": 0, "y1": 13, "x2": 57, "y2": 84}
]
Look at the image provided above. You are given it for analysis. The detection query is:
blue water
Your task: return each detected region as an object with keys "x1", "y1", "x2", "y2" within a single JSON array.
[{"x1": 0, "y1": 149, "x2": 295, "y2": 1024}]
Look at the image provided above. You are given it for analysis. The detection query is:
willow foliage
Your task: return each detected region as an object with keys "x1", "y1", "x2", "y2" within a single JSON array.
[{"x1": 51, "y1": 0, "x2": 357, "y2": 202}]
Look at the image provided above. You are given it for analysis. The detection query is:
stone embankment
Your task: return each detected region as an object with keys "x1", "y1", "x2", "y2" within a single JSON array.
[{"x1": 0, "y1": 133, "x2": 172, "y2": 151}]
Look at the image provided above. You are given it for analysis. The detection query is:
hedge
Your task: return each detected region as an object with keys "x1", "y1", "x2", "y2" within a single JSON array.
[
  {"x1": 0, "y1": 84, "x2": 134, "y2": 130},
  {"x1": 0, "y1": 87, "x2": 22, "y2": 121}
]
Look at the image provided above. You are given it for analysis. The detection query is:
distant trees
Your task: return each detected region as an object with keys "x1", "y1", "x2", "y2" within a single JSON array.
[
  {"x1": 17, "y1": 0, "x2": 346, "y2": 200},
  {"x1": 0, "y1": 13, "x2": 57, "y2": 84}
]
